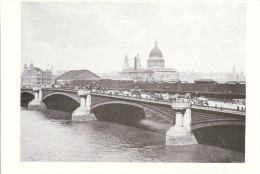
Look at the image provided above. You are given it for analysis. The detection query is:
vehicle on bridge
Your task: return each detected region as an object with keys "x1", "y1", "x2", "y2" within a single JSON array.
[
  {"x1": 193, "y1": 97, "x2": 209, "y2": 106},
  {"x1": 54, "y1": 85, "x2": 61, "y2": 88}
]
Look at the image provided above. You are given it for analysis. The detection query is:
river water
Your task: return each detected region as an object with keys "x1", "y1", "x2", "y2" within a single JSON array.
[{"x1": 20, "y1": 108, "x2": 244, "y2": 162}]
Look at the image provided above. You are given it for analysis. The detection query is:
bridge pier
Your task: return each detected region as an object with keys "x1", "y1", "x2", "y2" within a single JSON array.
[
  {"x1": 166, "y1": 102, "x2": 197, "y2": 146},
  {"x1": 28, "y1": 87, "x2": 46, "y2": 110},
  {"x1": 72, "y1": 89, "x2": 96, "y2": 121}
]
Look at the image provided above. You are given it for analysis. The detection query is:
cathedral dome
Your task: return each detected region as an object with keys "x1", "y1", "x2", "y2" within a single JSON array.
[{"x1": 149, "y1": 40, "x2": 163, "y2": 58}]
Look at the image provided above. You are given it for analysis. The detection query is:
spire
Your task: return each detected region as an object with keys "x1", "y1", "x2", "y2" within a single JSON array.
[{"x1": 154, "y1": 40, "x2": 158, "y2": 48}]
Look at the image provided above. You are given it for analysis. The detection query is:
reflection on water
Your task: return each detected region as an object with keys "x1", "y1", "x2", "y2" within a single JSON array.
[{"x1": 20, "y1": 108, "x2": 244, "y2": 162}]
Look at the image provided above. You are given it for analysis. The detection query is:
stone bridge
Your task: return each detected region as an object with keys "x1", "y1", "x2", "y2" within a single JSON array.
[{"x1": 21, "y1": 87, "x2": 245, "y2": 147}]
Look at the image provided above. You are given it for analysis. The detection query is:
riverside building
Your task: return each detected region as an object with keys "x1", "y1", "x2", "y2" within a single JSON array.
[{"x1": 22, "y1": 63, "x2": 54, "y2": 87}]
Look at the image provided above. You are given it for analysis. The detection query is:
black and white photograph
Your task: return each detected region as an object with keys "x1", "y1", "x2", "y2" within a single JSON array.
[
  {"x1": 20, "y1": 2, "x2": 247, "y2": 162},
  {"x1": 1, "y1": 0, "x2": 260, "y2": 173}
]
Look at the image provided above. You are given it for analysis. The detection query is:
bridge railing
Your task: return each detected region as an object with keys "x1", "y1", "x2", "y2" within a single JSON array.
[
  {"x1": 91, "y1": 91, "x2": 172, "y2": 101},
  {"x1": 171, "y1": 101, "x2": 191, "y2": 108},
  {"x1": 192, "y1": 104, "x2": 246, "y2": 114}
]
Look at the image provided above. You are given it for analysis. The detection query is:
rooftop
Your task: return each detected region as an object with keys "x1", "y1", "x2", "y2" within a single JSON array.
[{"x1": 56, "y1": 69, "x2": 101, "y2": 80}]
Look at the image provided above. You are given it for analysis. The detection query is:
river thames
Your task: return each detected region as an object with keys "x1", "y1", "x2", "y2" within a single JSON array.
[{"x1": 21, "y1": 108, "x2": 244, "y2": 162}]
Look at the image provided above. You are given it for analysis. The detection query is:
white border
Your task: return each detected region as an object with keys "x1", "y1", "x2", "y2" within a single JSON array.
[{"x1": 1, "y1": 1, "x2": 260, "y2": 174}]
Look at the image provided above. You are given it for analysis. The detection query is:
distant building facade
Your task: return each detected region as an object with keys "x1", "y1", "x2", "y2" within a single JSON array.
[
  {"x1": 22, "y1": 63, "x2": 54, "y2": 87},
  {"x1": 121, "y1": 40, "x2": 177, "y2": 82}
]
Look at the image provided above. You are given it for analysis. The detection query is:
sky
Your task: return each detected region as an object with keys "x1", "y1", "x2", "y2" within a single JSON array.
[{"x1": 22, "y1": 2, "x2": 246, "y2": 74}]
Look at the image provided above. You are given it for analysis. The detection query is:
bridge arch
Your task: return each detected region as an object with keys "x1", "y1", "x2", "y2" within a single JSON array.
[
  {"x1": 21, "y1": 91, "x2": 34, "y2": 96},
  {"x1": 191, "y1": 120, "x2": 245, "y2": 152},
  {"x1": 91, "y1": 100, "x2": 174, "y2": 122},
  {"x1": 21, "y1": 91, "x2": 35, "y2": 107},
  {"x1": 42, "y1": 92, "x2": 80, "y2": 104},
  {"x1": 42, "y1": 92, "x2": 80, "y2": 113}
]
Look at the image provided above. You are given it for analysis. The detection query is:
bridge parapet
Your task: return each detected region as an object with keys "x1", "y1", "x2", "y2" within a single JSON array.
[
  {"x1": 78, "y1": 89, "x2": 91, "y2": 96},
  {"x1": 32, "y1": 87, "x2": 40, "y2": 91},
  {"x1": 190, "y1": 107, "x2": 245, "y2": 130},
  {"x1": 171, "y1": 101, "x2": 191, "y2": 110}
]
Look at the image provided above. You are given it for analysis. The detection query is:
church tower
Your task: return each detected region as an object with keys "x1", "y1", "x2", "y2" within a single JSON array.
[{"x1": 123, "y1": 54, "x2": 130, "y2": 70}]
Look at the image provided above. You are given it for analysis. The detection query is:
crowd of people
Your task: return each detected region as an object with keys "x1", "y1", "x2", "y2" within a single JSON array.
[
  {"x1": 92, "y1": 87, "x2": 183, "y2": 102},
  {"x1": 90, "y1": 87, "x2": 210, "y2": 104}
]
